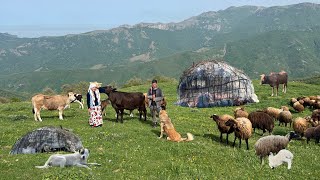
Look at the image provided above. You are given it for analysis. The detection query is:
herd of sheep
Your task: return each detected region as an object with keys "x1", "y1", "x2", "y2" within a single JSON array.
[{"x1": 210, "y1": 95, "x2": 320, "y2": 168}]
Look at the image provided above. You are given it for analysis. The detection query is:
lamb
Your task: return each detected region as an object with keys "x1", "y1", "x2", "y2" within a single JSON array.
[
  {"x1": 305, "y1": 126, "x2": 320, "y2": 144},
  {"x1": 293, "y1": 117, "x2": 312, "y2": 137},
  {"x1": 248, "y1": 111, "x2": 274, "y2": 135},
  {"x1": 234, "y1": 107, "x2": 249, "y2": 118},
  {"x1": 293, "y1": 101, "x2": 304, "y2": 113},
  {"x1": 254, "y1": 131, "x2": 299, "y2": 164},
  {"x1": 290, "y1": 98, "x2": 297, "y2": 106},
  {"x1": 225, "y1": 117, "x2": 252, "y2": 150},
  {"x1": 268, "y1": 149, "x2": 293, "y2": 170},
  {"x1": 278, "y1": 110, "x2": 293, "y2": 127},
  {"x1": 210, "y1": 114, "x2": 235, "y2": 144}
]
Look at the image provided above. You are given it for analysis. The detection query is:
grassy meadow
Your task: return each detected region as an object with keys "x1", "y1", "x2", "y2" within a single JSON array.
[{"x1": 0, "y1": 80, "x2": 320, "y2": 179}]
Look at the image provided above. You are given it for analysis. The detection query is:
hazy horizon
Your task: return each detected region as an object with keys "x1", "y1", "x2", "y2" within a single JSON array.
[{"x1": 1, "y1": 0, "x2": 320, "y2": 38}]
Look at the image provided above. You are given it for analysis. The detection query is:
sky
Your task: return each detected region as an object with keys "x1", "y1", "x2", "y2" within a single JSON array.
[{"x1": 1, "y1": 0, "x2": 320, "y2": 37}]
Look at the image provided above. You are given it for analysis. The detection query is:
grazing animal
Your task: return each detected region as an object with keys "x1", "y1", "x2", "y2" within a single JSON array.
[
  {"x1": 293, "y1": 117, "x2": 313, "y2": 137},
  {"x1": 268, "y1": 149, "x2": 293, "y2": 170},
  {"x1": 263, "y1": 107, "x2": 283, "y2": 121},
  {"x1": 248, "y1": 111, "x2": 274, "y2": 135},
  {"x1": 101, "y1": 99, "x2": 110, "y2": 116},
  {"x1": 35, "y1": 149, "x2": 100, "y2": 169},
  {"x1": 278, "y1": 110, "x2": 293, "y2": 127},
  {"x1": 260, "y1": 71, "x2": 288, "y2": 96},
  {"x1": 293, "y1": 101, "x2": 304, "y2": 113},
  {"x1": 254, "y1": 132, "x2": 299, "y2": 164},
  {"x1": 225, "y1": 117, "x2": 252, "y2": 150},
  {"x1": 101, "y1": 86, "x2": 146, "y2": 123},
  {"x1": 305, "y1": 125, "x2": 320, "y2": 144},
  {"x1": 234, "y1": 107, "x2": 249, "y2": 118},
  {"x1": 73, "y1": 93, "x2": 84, "y2": 109},
  {"x1": 159, "y1": 110, "x2": 193, "y2": 142},
  {"x1": 210, "y1": 114, "x2": 235, "y2": 144},
  {"x1": 32, "y1": 92, "x2": 76, "y2": 121}
]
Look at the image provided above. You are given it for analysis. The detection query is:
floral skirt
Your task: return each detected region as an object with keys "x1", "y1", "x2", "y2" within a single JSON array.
[{"x1": 89, "y1": 106, "x2": 103, "y2": 127}]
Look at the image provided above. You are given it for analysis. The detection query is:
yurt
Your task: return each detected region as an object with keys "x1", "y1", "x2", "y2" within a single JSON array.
[{"x1": 176, "y1": 60, "x2": 259, "y2": 108}]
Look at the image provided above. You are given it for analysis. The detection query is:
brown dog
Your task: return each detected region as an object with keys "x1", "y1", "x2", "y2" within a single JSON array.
[{"x1": 159, "y1": 110, "x2": 194, "y2": 142}]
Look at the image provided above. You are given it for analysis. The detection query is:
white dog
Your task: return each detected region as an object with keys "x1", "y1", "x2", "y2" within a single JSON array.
[
  {"x1": 35, "y1": 148, "x2": 100, "y2": 169},
  {"x1": 268, "y1": 149, "x2": 293, "y2": 169}
]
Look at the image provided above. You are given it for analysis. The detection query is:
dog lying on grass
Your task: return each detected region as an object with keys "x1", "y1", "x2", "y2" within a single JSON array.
[
  {"x1": 159, "y1": 109, "x2": 194, "y2": 142},
  {"x1": 35, "y1": 148, "x2": 100, "y2": 169}
]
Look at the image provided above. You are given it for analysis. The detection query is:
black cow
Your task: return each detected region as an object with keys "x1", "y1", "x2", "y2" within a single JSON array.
[{"x1": 101, "y1": 86, "x2": 147, "y2": 123}]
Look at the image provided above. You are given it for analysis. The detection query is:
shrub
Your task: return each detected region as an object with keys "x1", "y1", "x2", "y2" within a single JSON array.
[{"x1": 123, "y1": 77, "x2": 143, "y2": 88}]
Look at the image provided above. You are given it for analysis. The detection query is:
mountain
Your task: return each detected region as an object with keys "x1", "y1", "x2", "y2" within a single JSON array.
[{"x1": 0, "y1": 2, "x2": 320, "y2": 93}]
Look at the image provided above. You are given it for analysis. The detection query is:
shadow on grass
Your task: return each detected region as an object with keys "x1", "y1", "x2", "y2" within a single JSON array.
[{"x1": 203, "y1": 133, "x2": 236, "y2": 148}]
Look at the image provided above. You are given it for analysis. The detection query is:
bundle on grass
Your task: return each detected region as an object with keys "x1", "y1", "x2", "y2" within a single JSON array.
[
  {"x1": 248, "y1": 111, "x2": 274, "y2": 135},
  {"x1": 234, "y1": 107, "x2": 249, "y2": 118},
  {"x1": 268, "y1": 149, "x2": 293, "y2": 170},
  {"x1": 305, "y1": 125, "x2": 320, "y2": 144},
  {"x1": 210, "y1": 114, "x2": 235, "y2": 144},
  {"x1": 278, "y1": 110, "x2": 293, "y2": 127},
  {"x1": 254, "y1": 131, "x2": 299, "y2": 164},
  {"x1": 225, "y1": 117, "x2": 252, "y2": 150}
]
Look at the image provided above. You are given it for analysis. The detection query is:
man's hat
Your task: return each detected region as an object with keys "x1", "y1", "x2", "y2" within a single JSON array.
[{"x1": 152, "y1": 79, "x2": 157, "y2": 83}]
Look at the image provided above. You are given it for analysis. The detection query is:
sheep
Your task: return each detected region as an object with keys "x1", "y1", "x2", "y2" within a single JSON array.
[
  {"x1": 290, "y1": 98, "x2": 297, "y2": 106},
  {"x1": 234, "y1": 107, "x2": 249, "y2": 118},
  {"x1": 278, "y1": 110, "x2": 293, "y2": 127},
  {"x1": 254, "y1": 131, "x2": 299, "y2": 164},
  {"x1": 268, "y1": 149, "x2": 293, "y2": 170},
  {"x1": 281, "y1": 106, "x2": 289, "y2": 111},
  {"x1": 293, "y1": 117, "x2": 312, "y2": 137},
  {"x1": 225, "y1": 117, "x2": 252, "y2": 150},
  {"x1": 305, "y1": 126, "x2": 320, "y2": 144},
  {"x1": 210, "y1": 114, "x2": 235, "y2": 144},
  {"x1": 263, "y1": 107, "x2": 283, "y2": 120},
  {"x1": 311, "y1": 109, "x2": 320, "y2": 122},
  {"x1": 248, "y1": 111, "x2": 274, "y2": 135},
  {"x1": 293, "y1": 101, "x2": 304, "y2": 113}
]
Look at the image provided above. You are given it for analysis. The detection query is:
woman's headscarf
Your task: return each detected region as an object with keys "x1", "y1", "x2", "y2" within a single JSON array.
[{"x1": 88, "y1": 82, "x2": 101, "y2": 106}]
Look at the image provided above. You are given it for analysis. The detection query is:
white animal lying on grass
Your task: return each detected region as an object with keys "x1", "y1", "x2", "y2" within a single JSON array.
[
  {"x1": 35, "y1": 148, "x2": 100, "y2": 169},
  {"x1": 268, "y1": 149, "x2": 293, "y2": 169}
]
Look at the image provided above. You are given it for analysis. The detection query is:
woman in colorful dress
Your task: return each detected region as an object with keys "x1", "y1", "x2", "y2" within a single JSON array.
[{"x1": 87, "y1": 82, "x2": 105, "y2": 127}]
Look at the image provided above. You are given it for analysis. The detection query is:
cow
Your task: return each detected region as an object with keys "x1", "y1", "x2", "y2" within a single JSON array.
[
  {"x1": 101, "y1": 99, "x2": 111, "y2": 116},
  {"x1": 101, "y1": 86, "x2": 146, "y2": 123},
  {"x1": 32, "y1": 92, "x2": 76, "y2": 121},
  {"x1": 73, "y1": 93, "x2": 84, "y2": 109},
  {"x1": 260, "y1": 71, "x2": 288, "y2": 96}
]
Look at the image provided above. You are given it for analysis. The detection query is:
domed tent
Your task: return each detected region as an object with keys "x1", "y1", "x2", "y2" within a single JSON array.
[{"x1": 176, "y1": 60, "x2": 259, "y2": 108}]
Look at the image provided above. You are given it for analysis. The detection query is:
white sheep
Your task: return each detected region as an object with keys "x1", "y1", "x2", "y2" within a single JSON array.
[{"x1": 268, "y1": 149, "x2": 293, "y2": 169}]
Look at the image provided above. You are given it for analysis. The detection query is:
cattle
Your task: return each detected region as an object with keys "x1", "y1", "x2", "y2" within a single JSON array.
[
  {"x1": 73, "y1": 93, "x2": 84, "y2": 109},
  {"x1": 101, "y1": 99, "x2": 110, "y2": 116},
  {"x1": 32, "y1": 92, "x2": 76, "y2": 121},
  {"x1": 260, "y1": 71, "x2": 288, "y2": 96},
  {"x1": 101, "y1": 86, "x2": 146, "y2": 123}
]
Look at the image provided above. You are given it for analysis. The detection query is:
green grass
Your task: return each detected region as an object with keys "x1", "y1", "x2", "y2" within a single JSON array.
[{"x1": 1, "y1": 80, "x2": 320, "y2": 179}]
